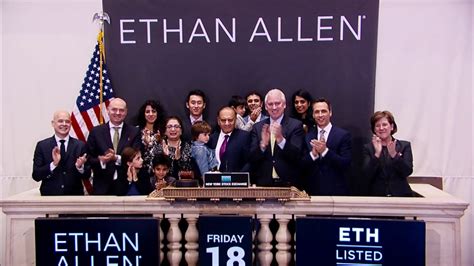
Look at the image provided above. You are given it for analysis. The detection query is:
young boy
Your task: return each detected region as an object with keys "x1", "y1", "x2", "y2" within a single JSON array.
[
  {"x1": 190, "y1": 121, "x2": 218, "y2": 178},
  {"x1": 151, "y1": 153, "x2": 176, "y2": 190},
  {"x1": 228, "y1": 95, "x2": 252, "y2": 131}
]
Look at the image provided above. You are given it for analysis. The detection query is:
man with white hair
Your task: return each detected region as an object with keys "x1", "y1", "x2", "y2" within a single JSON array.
[{"x1": 249, "y1": 88, "x2": 304, "y2": 187}]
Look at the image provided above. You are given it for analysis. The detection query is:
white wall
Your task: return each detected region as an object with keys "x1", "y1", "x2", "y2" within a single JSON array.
[
  {"x1": 1, "y1": 0, "x2": 472, "y2": 265},
  {"x1": 376, "y1": 1, "x2": 472, "y2": 265}
]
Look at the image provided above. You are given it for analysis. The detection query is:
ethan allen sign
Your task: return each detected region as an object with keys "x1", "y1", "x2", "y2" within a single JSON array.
[{"x1": 35, "y1": 218, "x2": 159, "y2": 266}]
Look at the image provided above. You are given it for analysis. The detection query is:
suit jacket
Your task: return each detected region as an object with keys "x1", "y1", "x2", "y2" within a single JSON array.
[
  {"x1": 208, "y1": 129, "x2": 251, "y2": 172},
  {"x1": 181, "y1": 118, "x2": 194, "y2": 142},
  {"x1": 249, "y1": 116, "x2": 304, "y2": 187},
  {"x1": 243, "y1": 113, "x2": 268, "y2": 124},
  {"x1": 86, "y1": 122, "x2": 140, "y2": 195},
  {"x1": 302, "y1": 126, "x2": 352, "y2": 196},
  {"x1": 362, "y1": 139, "x2": 413, "y2": 196},
  {"x1": 180, "y1": 116, "x2": 214, "y2": 142},
  {"x1": 32, "y1": 136, "x2": 90, "y2": 195}
]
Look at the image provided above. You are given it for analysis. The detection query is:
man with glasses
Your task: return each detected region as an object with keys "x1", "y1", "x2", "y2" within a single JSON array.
[
  {"x1": 86, "y1": 98, "x2": 141, "y2": 195},
  {"x1": 208, "y1": 107, "x2": 251, "y2": 172},
  {"x1": 249, "y1": 89, "x2": 304, "y2": 187}
]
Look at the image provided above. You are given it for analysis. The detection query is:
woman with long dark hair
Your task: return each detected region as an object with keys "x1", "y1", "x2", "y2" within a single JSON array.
[
  {"x1": 290, "y1": 89, "x2": 315, "y2": 133},
  {"x1": 136, "y1": 99, "x2": 166, "y2": 174}
]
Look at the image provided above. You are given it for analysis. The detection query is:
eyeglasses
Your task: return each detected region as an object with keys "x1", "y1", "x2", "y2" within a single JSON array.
[{"x1": 166, "y1": 125, "x2": 181, "y2": 129}]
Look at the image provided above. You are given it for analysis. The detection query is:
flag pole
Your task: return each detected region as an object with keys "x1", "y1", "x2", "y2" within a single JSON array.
[{"x1": 93, "y1": 12, "x2": 110, "y2": 124}]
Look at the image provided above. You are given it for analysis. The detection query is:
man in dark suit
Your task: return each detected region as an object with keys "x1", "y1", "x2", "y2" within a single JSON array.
[
  {"x1": 86, "y1": 98, "x2": 140, "y2": 195},
  {"x1": 208, "y1": 107, "x2": 251, "y2": 172},
  {"x1": 302, "y1": 98, "x2": 352, "y2": 195},
  {"x1": 249, "y1": 89, "x2": 304, "y2": 187},
  {"x1": 32, "y1": 110, "x2": 89, "y2": 195},
  {"x1": 181, "y1": 90, "x2": 208, "y2": 141}
]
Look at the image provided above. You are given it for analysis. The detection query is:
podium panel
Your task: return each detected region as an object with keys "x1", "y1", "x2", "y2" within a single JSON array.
[
  {"x1": 35, "y1": 218, "x2": 160, "y2": 266},
  {"x1": 199, "y1": 215, "x2": 253, "y2": 265},
  {"x1": 297, "y1": 217, "x2": 425, "y2": 266}
]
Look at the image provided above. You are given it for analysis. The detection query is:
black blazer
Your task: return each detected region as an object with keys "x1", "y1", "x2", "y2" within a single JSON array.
[
  {"x1": 32, "y1": 136, "x2": 90, "y2": 195},
  {"x1": 249, "y1": 116, "x2": 304, "y2": 187},
  {"x1": 86, "y1": 122, "x2": 140, "y2": 195},
  {"x1": 301, "y1": 126, "x2": 352, "y2": 196},
  {"x1": 208, "y1": 129, "x2": 251, "y2": 172},
  {"x1": 362, "y1": 139, "x2": 414, "y2": 197}
]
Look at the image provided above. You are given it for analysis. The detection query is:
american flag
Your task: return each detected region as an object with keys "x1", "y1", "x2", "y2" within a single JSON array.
[{"x1": 70, "y1": 43, "x2": 115, "y2": 141}]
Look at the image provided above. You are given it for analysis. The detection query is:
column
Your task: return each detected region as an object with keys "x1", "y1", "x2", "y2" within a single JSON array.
[
  {"x1": 166, "y1": 214, "x2": 182, "y2": 266},
  {"x1": 257, "y1": 214, "x2": 273, "y2": 266},
  {"x1": 184, "y1": 214, "x2": 199, "y2": 265}
]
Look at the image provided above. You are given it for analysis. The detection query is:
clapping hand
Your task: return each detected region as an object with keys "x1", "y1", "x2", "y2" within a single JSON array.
[
  {"x1": 127, "y1": 164, "x2": 138, "y2": 182},
  {"x1": 270, "y1": 123, "x2": 284, "y2": 144},
  {"x1": 75, "y1": 153, "x2": 87, "y2": 168},
  {"x1": 372, "y1": 135, "x2": 382, "y2": 158},
  {"x1": 99, "y1": 148, "x2": 116, "y2": 163},
  {"x1": 260, "y1": 124, "x2": 270, "y2": 150},
  {"x1": 162, "y1": 139, "x2": 169, "y2": 156},
  {"x1": 52, "y1": 146, "x2": 61, "y2": 166},
  {"x1": 142, "y1": 128, "x2": 152, "y2": 146},
  {"x1": 387, "y1": 139, "x2": 398, "y2": 158},
  {"x1": 250, "y1": 107, "x2": 261, "y2": 122},
  {"x1": 310, "y1": 139, "x2": 327, "y2": 156}
]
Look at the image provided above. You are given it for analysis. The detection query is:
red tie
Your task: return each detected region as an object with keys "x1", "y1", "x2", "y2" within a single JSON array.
[{"x1": 219, "y1": 135, "x2": 229, "y2": 159}]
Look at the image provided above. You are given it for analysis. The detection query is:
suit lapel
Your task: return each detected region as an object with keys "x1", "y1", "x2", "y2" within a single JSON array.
[
  {"x1": 63, "y1": 138, "x2": 75, "y2": 162},
  {"x1": 326, "y1": 128, "x2": 334, "y2": 148},
  {"x1": 209, "y1": 132, "x2": 219, "y2": 149},
  {"x1": 104, "y1": 122, "x2": 114, "y2": 149},
  {"x1": 118, "y1": 124, "x2": 129, "y2": 152}
]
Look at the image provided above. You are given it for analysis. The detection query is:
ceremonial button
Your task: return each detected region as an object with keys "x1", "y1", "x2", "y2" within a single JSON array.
[
  {"x1": 272, "y1": 160, "x2": 276, "y2": 163},
  {"x1": 61, "y1": 185, "x2": 64, "y2": 188},
  {"x1": 62, "y1": 172, "x2": 66, "y2": 175}
]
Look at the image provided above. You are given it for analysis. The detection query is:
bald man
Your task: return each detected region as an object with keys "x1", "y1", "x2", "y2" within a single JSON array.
[
  {"x1": 249, "y1": 89, "x2": 304, "y2": 187},
  {"x1": 32, "y1": 110, "x2": 90, "y2": 195},
  {"x1": 86, "y1": 98, "x2": 141, "y2": 195}
]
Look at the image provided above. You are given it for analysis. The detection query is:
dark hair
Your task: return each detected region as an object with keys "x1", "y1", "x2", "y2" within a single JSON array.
[
  {"x1": 370, "y1": 111, "x2": 398, "y2": 135},
  {"x1": 121, "y1": 147, "x2": 140, "y2": 166},
  {"x1": 290, "y1": 89, "x2": 314, "y2": 119},
  {"x1": 228, "y1": 95, "x2": 246, "y2": 108},
  {"x1": 312, "y1": 98, "x2": 332, "y2": 111},
  {"x1": 185, "y1": 89, "x2": 207, "y2": 104},
  {"x1": 165, "y1": 116, "x2": 184, "y2": 129},
  {"x1": 136, "y1": 99, "x2": 166, "y2": 132},
  {"x1": 191, "y1": 121, "x2": 212, "y2": 141},
  {"x1": 152, "y1": 153, "x2": 172, "y2": 169},
  {"x1": 245, "y1": 91, "x2": 264, "y2": 102}
]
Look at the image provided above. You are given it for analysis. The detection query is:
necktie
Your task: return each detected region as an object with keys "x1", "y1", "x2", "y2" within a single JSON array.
[
  {"x1": 270, "y1": 132, "x2": 276, "y2": 155},
  {"x1": 319, "y1": 129, "x2": 326, "y2": 142},
  {"x1": 59, "y1": 139, "x2": 66, "y2": 163},
  {"x1": 113, "y1": 127, "x2": 120, "y2": 151},
  {"x1": 270, "y1": 126, "x2": 278, "y2": 179},
  {"x1": 219, "y1": 135, "x2": 229, "y2": 159}
]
